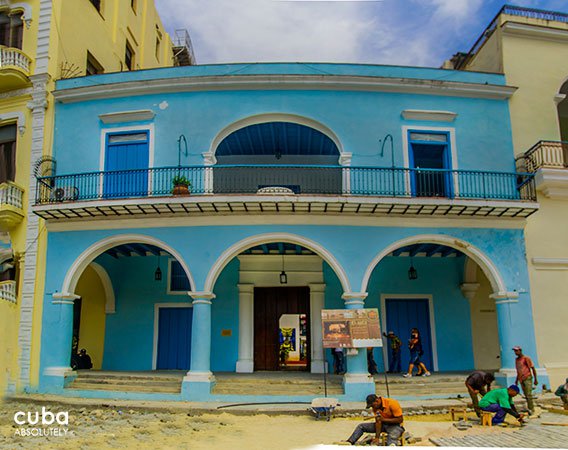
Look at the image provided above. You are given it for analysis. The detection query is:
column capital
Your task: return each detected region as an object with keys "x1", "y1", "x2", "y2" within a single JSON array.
[
  {"x1": 52, "y1": 292, "x2": 80, "y2": 304},
  {"x1": 188, "y1": 291, "x2": 216, "y2": 301},
  {"x1": 308, "y1": 283, "x2": 326, "y2": 293},
  {"x1": 460, "y1": 282, "x2": 480, "y2": 301},
  {"x1": 490, "y1": 291, "x2": 519, "y2": 301},
  {"x1": 237, "y1": 284, "x2": 255, "y2": 294},
  {"x1": 342, "y1": 292, "x2": 367, "y2": 308}
]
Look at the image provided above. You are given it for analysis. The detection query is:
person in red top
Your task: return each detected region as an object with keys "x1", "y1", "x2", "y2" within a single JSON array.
[
  {"x1": 513, "y1": 346, "x2": 538, "y2": 415},
  {"x1": 342, "y1": 394, "x2": 404, "y2": 445}
]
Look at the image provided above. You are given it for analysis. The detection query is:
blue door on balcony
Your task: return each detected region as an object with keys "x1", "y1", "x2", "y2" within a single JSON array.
[
  {"x1": 409, "y1": 131, "x2": 452, "y2": 198},
  {"x1": 103, "y1": 131, "x2": 149, "y2": 198},
  {"x1": 385, "y1": 298, "x2": 434, "y2": 372},
  {"x1": 156, "y1": 307, "x2": 192, "y2": 370}
]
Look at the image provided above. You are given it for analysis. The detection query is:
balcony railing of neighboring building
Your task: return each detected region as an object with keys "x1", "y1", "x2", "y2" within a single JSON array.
[
  {"x1": 0, "y1": 46, "x2": 31, "y2": 75},
  {"x1": 34, "y1": 165, "x2": 537, "y2": 205},
  {"x1": 454, "y1": 5, "x2": 568, "y2": 70},
  {"x1": 0, "y1": 280, "x2": 17, "y2": 303},
  {"x1": 172, "y1": 29, "x2": 196, "y2": 66},
  {"x1": 516, "y1": 141, "x2": 568, "y2": 173},
  {"x1": 0, "y1": 182, "x2": 24, "y2": 210}
]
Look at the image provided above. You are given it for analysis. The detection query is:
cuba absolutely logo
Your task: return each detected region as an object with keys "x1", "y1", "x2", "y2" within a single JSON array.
[{"x1": 13, "y1": 407, "x2": 69, "y2": 437}]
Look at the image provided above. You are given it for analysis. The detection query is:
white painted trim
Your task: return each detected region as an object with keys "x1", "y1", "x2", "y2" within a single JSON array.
[
  {"x1": 0, "y1": 111, "x2": 26, "y2": 135},
  {"x1": 402, "y1": 125, "x2": 459, "y2": 196},
  {"x1": 53, "y1": 74, "x2": 518, "y2": 104},
  {"x1": 502, "y1": 21, "x2": 568, "y2": 43},
  {"x1": 152, "y1": 302, "x2": 193, "y2": 370},
  {"x1": 554, "y1": 94, "x2": 566, "y2": 105},
  {"x1": 9, "y1": 3, "x2": 33, "y2": 27},
  {"x1": 532, "y1": 257, "x2": 568, "y2": 270},
  {"x1": 188, "y1": 291, "x2": 216, "y2": 300},
  {"x1": 204, "y1": 232, "x2": 350, "y2": 293},
  {"x1": 380, "y1": 294, "x2": 439, "y2": 372},
  {"x1": 99, "y1": 124, "x2": 155, "y2": 198},
  {"x1": 401, "y1": 110, "x2": 457, "y2": 122},
  {"x1": 361, "y1": 234, "x2": 507, "y2": 295},
  {"x1": 88, "y1": 262, "x2": 116, "y2": 314},
  {"x1": 43, "y1": 366, "x2": 74, "y2": 377},
  {"x1": 61, "y1": 234, "x2": 195, "y2": 296},
  {"x1": 208, "y1": 113, "x2": 346, "y2": 164},
  {"x1": 99, "y1": 110, "x2": 155, "y2": 124}
]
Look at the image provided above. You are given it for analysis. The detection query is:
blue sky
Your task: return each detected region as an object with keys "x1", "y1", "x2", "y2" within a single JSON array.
[{"x1": 155, "y1": 0, "x2": 568, "y2": 67}]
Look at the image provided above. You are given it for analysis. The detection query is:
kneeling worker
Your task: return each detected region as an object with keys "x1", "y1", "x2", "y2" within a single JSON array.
[
  {"x1": 478, "y1": 385, "x2": 525, "y2": 426},
  {"x1": 344, "y1": 394, "x2": 404, "y2": 445}
]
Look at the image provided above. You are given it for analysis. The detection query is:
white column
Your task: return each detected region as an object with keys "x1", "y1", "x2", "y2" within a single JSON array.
[
  {"x1": 236, "y1": 284, "x2": 254, "y2": 373},
  {"x1": 309, "y1": 283, "x2": 326, "y2": 373}
]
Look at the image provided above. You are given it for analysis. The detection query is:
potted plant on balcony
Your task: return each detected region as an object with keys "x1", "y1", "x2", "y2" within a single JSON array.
[{"x1": 172, "y1": 175, "x2": 191, "y2": 196}]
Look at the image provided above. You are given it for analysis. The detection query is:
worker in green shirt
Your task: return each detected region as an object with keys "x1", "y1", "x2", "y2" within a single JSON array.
[{"x1": 478, "y1": 385, "x2": 526, "y2": 426}]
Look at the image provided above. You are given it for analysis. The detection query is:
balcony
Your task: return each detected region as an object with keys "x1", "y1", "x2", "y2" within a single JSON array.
[
  {"x1": 516, "y1": 141, "x2": 568, "y2": 199},
  {"x1": 0, "y1": 182, "x2": 25, "y2": 229},
  {"x1": 0, "y1": 46, "x2": 32, "y2": 91},
  {"x1": 0, "y1": 280, "x2": 16, "y2": 303},
  {"x1": 32, "y1": 165, "x2": 538, "y2": 220}
]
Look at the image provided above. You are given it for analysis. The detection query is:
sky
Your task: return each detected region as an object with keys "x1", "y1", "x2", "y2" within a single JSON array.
[{"x1": 154, "y1": 0, "x2": 568, "y2": 67}]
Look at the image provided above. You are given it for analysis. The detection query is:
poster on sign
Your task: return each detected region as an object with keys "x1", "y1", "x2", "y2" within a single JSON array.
[{"x1": 321, "y1": 308, "x2": 382, "y2": 348}]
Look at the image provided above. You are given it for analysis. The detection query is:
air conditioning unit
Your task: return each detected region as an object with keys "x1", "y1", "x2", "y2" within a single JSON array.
[{"x1": 51, "y1": 186, "x2": 79, "y2": 202}]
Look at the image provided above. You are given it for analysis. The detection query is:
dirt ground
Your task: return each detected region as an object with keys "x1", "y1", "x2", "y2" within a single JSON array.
[{"x1": 0, "y1": 400, "x2": 519, "y2": 450}]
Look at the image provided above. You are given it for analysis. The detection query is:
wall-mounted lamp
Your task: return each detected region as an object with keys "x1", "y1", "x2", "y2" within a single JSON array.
[
  {"x1": 177, "y1": 134, "x2": 188, "y2": 167},
  {"x1": 408, "y1": 256, "x2": 418, "y2": 280},
  {"x1": 280, "y1": 253, "x2": 288, "y2": 284}
]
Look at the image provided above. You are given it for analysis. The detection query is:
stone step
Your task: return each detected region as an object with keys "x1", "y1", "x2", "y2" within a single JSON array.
[
  {"x1": 75, "y1": 373, "x2": 183, "y2": 383},
  {"x1": 71, "y1": 377, "x2": 181, "y2": 388},
  {"x1": 212, "y1": 386, "x2": 344, "y2": 395},
  {"x1": 67, "y1": 382, "x2": 181, "y2": 394}
]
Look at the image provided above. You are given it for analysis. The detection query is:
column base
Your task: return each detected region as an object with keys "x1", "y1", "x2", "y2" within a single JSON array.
[
  {"x1": 494, "y1": 368, "x2": 549, "y2": 393},
  {"x1": 343, "y1": 373, "x2": 376, "y2": 400},
  {"x1": 41, "y1": 366, "x2": 76, "y2": 392},
  {"x1": 181, "y1": 371, "x2": 216, "y2": 401},
  {"x1": 310, "y1": 359, "x2": 325, "y2": 374},
  {"x1": 236, "y1": 360, "x2": 254, "y2": 373}
]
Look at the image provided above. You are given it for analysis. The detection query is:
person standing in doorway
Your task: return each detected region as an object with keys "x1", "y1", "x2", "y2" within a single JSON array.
[
  {"x1": 403, "y1": 328, "x2": 430, "y2": 378},
  {"x1": 383, "y1": 331, "x2": 402, "y2": 373},
  {"x1": 513, "y1": 346, "x2": 538, "y2": 416},
  {"x1": 465, "y1": 371, "x2": 495, "y2": 417}
]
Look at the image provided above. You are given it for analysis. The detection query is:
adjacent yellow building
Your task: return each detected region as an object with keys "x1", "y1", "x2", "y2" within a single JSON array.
[
  {"x1": 0, "y1": 0, "x2": 194, "y2": 396},
  {"x1": 449, "y1": 5, "x2": 568, "y2": 388}
]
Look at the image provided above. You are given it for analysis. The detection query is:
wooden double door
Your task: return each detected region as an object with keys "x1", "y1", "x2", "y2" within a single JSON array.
[{"x1": 254, "y1": 287, "x2": 310, "y2": 371}]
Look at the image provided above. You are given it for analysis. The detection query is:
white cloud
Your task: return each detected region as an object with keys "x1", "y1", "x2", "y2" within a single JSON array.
[{"x1": 425, "y1": 0, "x2": 484, "y2": 19}]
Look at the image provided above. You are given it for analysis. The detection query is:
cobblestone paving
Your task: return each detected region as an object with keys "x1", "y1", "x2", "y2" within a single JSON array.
[{"x1": 431, "y1": 415, "x2": 568, "y2": 448}]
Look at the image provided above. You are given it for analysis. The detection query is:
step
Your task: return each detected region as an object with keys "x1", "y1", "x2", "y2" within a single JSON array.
[
  {"x1": 75, "y1": 373, "x2": 183, "y2": 383},
  {"x1": 71, "y1": 377, "x2": 182, "y2": 388},
  {"x1": 67, "y1": 382, "x2": 181, "y2": 394}
]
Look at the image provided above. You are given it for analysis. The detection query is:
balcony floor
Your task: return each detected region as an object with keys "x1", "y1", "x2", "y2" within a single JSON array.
[{"x1": 32, "y1": 194, "x2": 539, "y2": 221}]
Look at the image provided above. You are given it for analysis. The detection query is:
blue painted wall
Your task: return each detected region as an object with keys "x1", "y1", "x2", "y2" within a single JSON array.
[{"x1": 52, "y1": 63, "x2": 515, "y2": 178}]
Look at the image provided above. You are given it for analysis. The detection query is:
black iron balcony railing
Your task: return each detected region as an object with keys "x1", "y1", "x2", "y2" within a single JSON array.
[
  {"x1": 34, "y1": 165, "x2": 536, "y2": 205},
  {"x1": 516, "y1": 141, "x2": 568, "y2": 173}
]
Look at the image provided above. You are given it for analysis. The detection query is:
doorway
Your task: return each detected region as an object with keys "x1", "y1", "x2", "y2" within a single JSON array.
[
  {"x1": 155, "y1": 306, "x2": 192, "y2": 370},
  {"x1": 409, "y1": 131, "x2": 451, "y2": 197},
  {"x1": 254, "y1": 287, "x2": 310, "y2": 371},
  {"x1": 385, "y1": 297, "x2": 434, "y2": 371}
]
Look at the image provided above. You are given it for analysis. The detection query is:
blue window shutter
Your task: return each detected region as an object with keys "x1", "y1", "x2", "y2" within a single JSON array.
[{"x1": 170, "y1": 260, "x2": 191, "y2": 291}]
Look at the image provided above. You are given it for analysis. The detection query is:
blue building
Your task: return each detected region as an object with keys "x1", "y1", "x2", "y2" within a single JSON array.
[{"x1": 33, "y1": 63, "x2": 545, "y2": 401}]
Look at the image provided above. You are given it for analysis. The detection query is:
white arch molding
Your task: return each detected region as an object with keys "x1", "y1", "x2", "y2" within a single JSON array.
[
  {"x1": 88, "y1": 262, "x2": 116, "y2": 314},
  {"x1": 360, "y1": 234, "x2": 507, "y2": 296},
  {"x1": 61, "y1": 234, "x2": 196, "y2": 296},
  {"x1": 204, "y1": 113, "x2": 350, "y2": 165},
  {"x1": 204, "y1": 232, "x2": 351, "y2": 293}
]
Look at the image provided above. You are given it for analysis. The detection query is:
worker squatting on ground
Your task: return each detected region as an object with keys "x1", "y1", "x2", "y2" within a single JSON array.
[
  {"x1": 478, "y1": 385, "x2": 526, "y2": 426},
  {"x1": 556, "y1": 378, "x2": 568, "y2": 410},
  {"x1": 465, "y1": 371, "x2": 495, "y2": 417},
  {"x1": 341, "y1": 394, "x2": 404, "y2": 446}
]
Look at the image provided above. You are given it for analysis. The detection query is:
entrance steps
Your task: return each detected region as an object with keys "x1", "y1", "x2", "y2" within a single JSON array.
[
  {"x1": 212, "y1": 372, "x2": 344, "y2": 396},
  {"x1": 66, "y1": 370, "x2": 184, "y2": 394},
  {"x1": 374, "y1": 373, "x2": 479, "y2": 397}
]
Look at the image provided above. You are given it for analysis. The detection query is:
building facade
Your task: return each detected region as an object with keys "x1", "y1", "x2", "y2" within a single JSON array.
[
  {"x1": 31, "y1": 62, "x2": 546, "y2": 401},
  {"x1": 449, "y1": 5, "x2": 568, "y2": 388},
  {"x1": 0, "y1": 0, "x2": 194, "y2": 396}
]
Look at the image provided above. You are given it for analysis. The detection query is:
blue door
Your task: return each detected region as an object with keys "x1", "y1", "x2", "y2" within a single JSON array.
[
  {"x1": 409, "y1": 131, "x2": 452, "y2": 198},
  {"x1": 103, "y1": 131, "x2": 149, "y2": 198},
  {"x1": 156, "y1": 307, "x2": 192, "y2": 370},
  {"x1": 385, "y1": 298, "x2": 434, "y2": 372}
]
